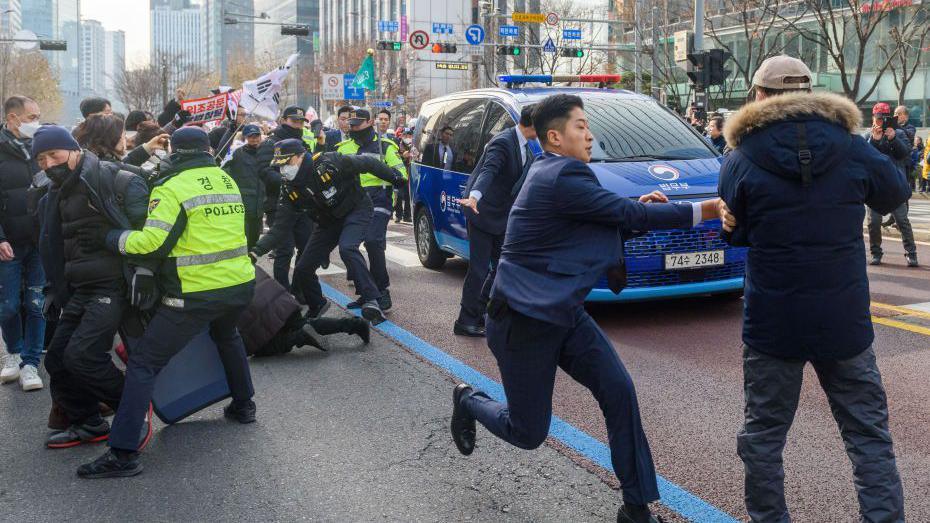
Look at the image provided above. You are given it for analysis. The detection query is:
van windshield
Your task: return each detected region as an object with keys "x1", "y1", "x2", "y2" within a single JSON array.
[{"x1": 579, "y1": 95, "x2": 717, "y2": 161}]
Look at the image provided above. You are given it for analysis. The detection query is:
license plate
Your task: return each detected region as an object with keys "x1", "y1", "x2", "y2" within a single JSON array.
[{"x1": 664, "y1": 250, "x2": 725, "y2": 270}]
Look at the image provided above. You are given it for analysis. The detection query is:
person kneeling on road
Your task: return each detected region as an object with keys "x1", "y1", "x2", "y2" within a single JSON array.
[
  {"x1": 240, "y1": 266, "x2": 369, "y2": 357},
  {"x1": 74, "y1": 127, "x2": 257, "y2": 479},
  {"x1": 250, "y1": 139, "x2": 406, "y2": 325}
]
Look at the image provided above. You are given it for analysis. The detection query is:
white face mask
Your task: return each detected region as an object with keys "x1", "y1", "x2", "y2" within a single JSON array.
[
  {"x1": 281, "y1": 163, "x2": 300, "y2": 181},
  {"x1": 18, "y1": 120, "x2": 40, "y2": 139}
]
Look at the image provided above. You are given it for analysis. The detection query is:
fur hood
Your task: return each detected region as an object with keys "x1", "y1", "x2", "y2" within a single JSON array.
[{"x1": 724, "y1": 92, "x2": 861, "y2": 149}]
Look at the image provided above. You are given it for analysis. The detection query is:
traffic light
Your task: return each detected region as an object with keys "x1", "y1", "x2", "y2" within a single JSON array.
[
  {"x1": 377, "y1": 40, "x2": 403, "y2": 51},
  {"x1": 706, "y1": 48, "x2": 732, "y2": 86},
  {"x1": 686, "y1": 51, "x2": 708, "y2": 90},
  {"x1": 496, "y1": 45, "x2": 522, "y2": 56},
  {"x1": 431, "y1": 42, "x2": 458, "y2": 53},
  {"x1": 280, "y1": 24, "x2": 310, "y2": 36},
  {"x1": 560, "y1": 48, "x2": 584, "y2": 58},
  {"x1": 39, "y1": 40, "x2": 67, "y2": 51}
]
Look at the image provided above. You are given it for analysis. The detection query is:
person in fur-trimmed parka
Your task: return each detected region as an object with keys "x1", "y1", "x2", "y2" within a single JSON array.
[{"x1": 718, "y1": 55, "x2": 910, "y2": 523}]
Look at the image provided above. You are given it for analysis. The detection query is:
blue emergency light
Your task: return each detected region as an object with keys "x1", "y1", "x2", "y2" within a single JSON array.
[{"x1": 498, "y1": 74, "x2": 622, "y2": 88}]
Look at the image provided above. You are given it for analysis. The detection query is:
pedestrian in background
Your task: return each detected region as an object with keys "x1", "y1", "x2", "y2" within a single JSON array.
[
  {"x1": 866, "y1": 102, "x2": 918, "y2": 267},
  {"x1": 922, "y1": 134, "x2": 930, "y2": 193},
  {"x1": 394, "y1": 127, "x2": 414, "y2": 223},
  {"x1": 707, "y1": 116, "x2": 727, "y2": 155},
  {"x1": 0, "y1": 95, "x2": 45, "y2": 392},
  {"x1": 911, "y1": 136, "x2": 924, "y2": 191},
  {"x1": 718, "y1": 55, "x2": 909, "y2": 523},
  {"x1": 223, "y1": 124, "x2": 265, "y2": 249}
]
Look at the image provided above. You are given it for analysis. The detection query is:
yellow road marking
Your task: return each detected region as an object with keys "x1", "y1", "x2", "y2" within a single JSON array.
[
  {"x1": 871, "y1": 301, "x2": 930, "y2": 320},
  {"x1": 872, "y1": 317, "x2": 930, "y2": 337}
]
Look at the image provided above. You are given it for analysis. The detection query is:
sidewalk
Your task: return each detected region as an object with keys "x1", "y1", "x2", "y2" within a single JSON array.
[{"x1": 0, "y1": 296, "x2": 622, "y2": 522}]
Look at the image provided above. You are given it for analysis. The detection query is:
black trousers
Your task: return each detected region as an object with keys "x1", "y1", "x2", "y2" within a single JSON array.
[
  {"x1": 363, "y1": 186, "x2": 393, "y2": 292},
  {"x1": 267, "y1": 210, "x2": 313, "y2": 289},
  {"x1": 108, "y1": 298, "x2": 254, "y2": 451},
  {"x1": 44, "y1": 290, "x2": 126, "y2": 424},
  {"x1": 294, "y1": 203, "x2": 381, "y2": 315},
  {"x1": 244, "y1": 214, "x2": 263, "y2": 251},
  {"x1": 457, "y1": 223, "x2": 503, "y2": 327},
  {"x1": 738, "y1": 345, "x2": 904, "y2": 523},
  {"x1": 463, "y1": 304, "x2": 660, "y2": 505},
  {"x1": 394, "y1": 184, "x2": 411, "y2": 221}
]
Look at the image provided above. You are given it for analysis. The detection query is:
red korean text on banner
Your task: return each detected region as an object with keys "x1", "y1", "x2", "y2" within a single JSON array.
[{"x1": 180, "y1": 93, "x2": 230, "y2": 125}]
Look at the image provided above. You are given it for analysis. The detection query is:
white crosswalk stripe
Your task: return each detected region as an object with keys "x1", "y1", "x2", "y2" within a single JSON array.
[{"x1": 288, "y1": 229, "x2": 421, "y2": 273}]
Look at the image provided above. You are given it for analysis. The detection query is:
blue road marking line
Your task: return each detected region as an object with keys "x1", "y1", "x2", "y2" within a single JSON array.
[{"x1": 320, "y1": 282, "x2": 739, "y2": 523}]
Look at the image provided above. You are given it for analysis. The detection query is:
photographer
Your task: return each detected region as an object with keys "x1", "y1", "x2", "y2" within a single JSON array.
[{"x1": 867, "y1": 102, "x2": 918, "y2": 267}]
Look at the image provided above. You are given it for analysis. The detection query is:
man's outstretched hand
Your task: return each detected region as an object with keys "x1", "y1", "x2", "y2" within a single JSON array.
[
  {"x1": 456, "y1": 196, "x2": 479, "y2": 214},
  {"x1": 639, "y1": 191, "x2": 669, "y2": 204}
]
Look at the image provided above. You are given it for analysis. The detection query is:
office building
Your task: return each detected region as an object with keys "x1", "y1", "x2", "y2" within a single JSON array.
[
  {"x1": 203, "y1": 0, "x2": 254, "y2": 84},
  {"x1": 104, "y1": 29, "x2": 125, "y2": 98},
  {"x1": 79, "y1": 18, "x2": 104, "y2": 93},
  {"x1": 254, "y1": 0, "x2": 316, "y2": 110},
  {"x1": 0, "y1": 0, "x2": 22, "y2": 36},
  {"x1": 21, "y1": 0, "x2": 81, "y2": 123},
  {"x1": 150, "y1": 0, "x2": 204, "y2": 68}
]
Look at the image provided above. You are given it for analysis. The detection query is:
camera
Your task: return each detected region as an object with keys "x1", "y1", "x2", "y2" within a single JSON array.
[{"x1": 881, "y1": 116, "x2": 897, "y2": 130}]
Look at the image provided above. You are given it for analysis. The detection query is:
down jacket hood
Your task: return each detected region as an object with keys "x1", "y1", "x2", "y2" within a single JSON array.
[{"x1": 724, "y1": 92, "x2": 862, "y2": 183}]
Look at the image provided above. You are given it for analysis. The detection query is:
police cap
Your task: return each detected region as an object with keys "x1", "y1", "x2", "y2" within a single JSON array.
[
  {"x1": 282, "y1": 105, "x2": 308, "y2": 122},
  {"x1": 271, "y1": 138, "x2": 306, "y2": 166},
  {"x1": 348, "y1": 108, "x2": 372, "y2": 126},
  {"x1": 170, "y1": 126, "x2": 211, "y2": 154}
]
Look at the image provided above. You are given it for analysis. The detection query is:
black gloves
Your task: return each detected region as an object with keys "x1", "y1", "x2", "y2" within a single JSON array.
[
  {"x1": 76, "y1": 223, "x2": 111, "y2": 252},
  {"x1": 42, "y1": 297, "x2": 61, "y2": 321},
  {"x1": 173, "y1": 109, "x2": 192, "y2": 127},
  {"x1": 392, "y1": 174, "x2": 407, "y2": 189},
  {"x1": 130, "y1": 268, "x2": 159, "y2": 310}
]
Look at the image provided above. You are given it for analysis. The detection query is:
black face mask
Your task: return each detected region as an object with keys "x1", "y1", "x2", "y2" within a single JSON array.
[
  {"x1": 279, "y1": 125, "x2": 303, "y2": 139},
  {"x1": 45, "y1": 160, "x2": 74, "y2": 186},
  {"x1": 349, "y1": 126, "x2": 374, "y2": 143}
]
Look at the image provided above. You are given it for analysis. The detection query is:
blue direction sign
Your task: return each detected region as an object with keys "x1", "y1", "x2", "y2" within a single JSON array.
[
  {"x1": 343, "y1": 74, "x2": 365, "y2": 100},
  {"x1": 372, "y1": 101, "x2": 394, "y2": 108},
  {"x1": 465, "y1": 24, "x2": 485, "y2": 45},
  {"x1": 563, "y1": 28, "x2": 582, "y2": 40},
  {"x1": 432, "y1": 23, "x2": 454, "y2": 34},
  {"x1": 499, "y1": 25, "x2": 519, "y2": 37},
  {"x1": 378, "y1": 20, "x2": 399, "y2": 32},
  {"x1": 542, "y1": 37, "x2": 556, "y2": 53}
]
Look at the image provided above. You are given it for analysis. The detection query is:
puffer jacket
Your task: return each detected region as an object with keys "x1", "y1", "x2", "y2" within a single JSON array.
[
  {"x1": 0, "y1": 126, "x2": 39, "y2": 246},
  {"x1": 719, "y1": 92, "x2": 911, "y2": 361},
  {"x1": 237, "y1": 266, "x2": 300, "y2": 354}
]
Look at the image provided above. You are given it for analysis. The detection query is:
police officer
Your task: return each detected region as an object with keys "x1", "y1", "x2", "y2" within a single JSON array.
[
  {"x1": 448, "y1": 95, "x2": 725, "y2": 523},
  {"x1": 336, "y1": 108, "x2": 406, "y2": 312},
  {"x1": 75, "y1": 127, "x2": 257, "y2": 478},
  {"x1": 251, "y1": 139, "x2": 406, "y2": 325}
]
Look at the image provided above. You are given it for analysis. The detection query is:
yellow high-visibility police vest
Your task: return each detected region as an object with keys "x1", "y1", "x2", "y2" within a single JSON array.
[{"x1": 336, "y1": 135, "x2": 407, "y2": 188}]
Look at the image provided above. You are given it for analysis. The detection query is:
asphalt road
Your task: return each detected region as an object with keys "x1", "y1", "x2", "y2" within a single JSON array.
[{"x1": 2, "y1": 210, "x2": 928, "y2": 522}]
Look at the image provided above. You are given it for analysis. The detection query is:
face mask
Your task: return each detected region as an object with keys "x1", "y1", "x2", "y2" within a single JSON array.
[
  {"x1": 125, "y1": 130, "x2": 138, "y2": 140},
  {"x1": 18, "y1": 120, "x2": 40, "y2": 139},
  {"x1": 281, "y1": 163, "x2": 300, "y2": 181},
  {"x1": 349, "y1": 126, "x2": 374, "y2": 143},
  {"x1": 45, "y1": 161, "x2": 73, "y2": 185}
]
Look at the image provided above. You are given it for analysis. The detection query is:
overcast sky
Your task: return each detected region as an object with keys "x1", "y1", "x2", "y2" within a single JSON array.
[{"x1": 81, "y1": 0, "x2": 151, "y2": 66}]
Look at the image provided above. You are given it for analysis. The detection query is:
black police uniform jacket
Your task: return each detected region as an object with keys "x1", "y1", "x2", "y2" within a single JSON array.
[{"x1": 252, "y1": 152, "x2": 397, "y2": 257}]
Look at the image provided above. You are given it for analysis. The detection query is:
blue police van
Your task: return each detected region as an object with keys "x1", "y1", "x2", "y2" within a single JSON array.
[{"x1": 410, "y1": 75, "x2": 747, "y2": 302}]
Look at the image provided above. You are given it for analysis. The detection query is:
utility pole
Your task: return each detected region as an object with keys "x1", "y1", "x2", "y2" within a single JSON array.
[
  {"x1": 651, "y1": 6, "x2": 660, "y2": 101},
  {"x1": 633, "y1": 0, "x2": 641, "y2": 93},
  {"x1": 692, "y1": 0, "x2": 706, "y2": 115}
]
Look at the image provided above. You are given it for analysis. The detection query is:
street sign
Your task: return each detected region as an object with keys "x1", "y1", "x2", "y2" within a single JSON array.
[
  {"x1": 432, "y1": 23, "x2": 454, "y2": 34},
  {"x1": 435, "y1": 62, "x2": 470, "y2": 71},
  {"x1": 512, "y1": 12, "x2": 546, "y2": 23},
  {"x1": 396, "y1": 95, "x2": 405, "y2": 105},
  {"x1": 409, "y1": 30, "x2": 430, "y2": 50},
  {"x1": 542, "y1": 37, "x2": 556, "y2": 53},
  {"x1": 499, "y1": 25, "x2": 519, "y2": 37},
  {"x1": 343, "y1": 74, "x2": 365, "y2": 100},
  {"x1": 322, "y1": 73, "x2": 343, "y2": 100},
  {"x1": 546, "y1": 12, "x2": 560, "y2": 26},
  {"x1": 400, "y1": 15, "x2": 408, "y2": 41},
  {"x1": 674, "y1": 30, "x2": 692, "y2": 64},
  {"x1": 372, "y1": 101, "x2": 394, "y2": 108},
  {"x1": 563, "y1": 28, "x2": 582, "y2": 40},
  {"x1": 378, "y1": 20, "x2": 399, "y2": 32},
  {"x1": 465, "y1": 24, "x2": 485, "y2": 45}
]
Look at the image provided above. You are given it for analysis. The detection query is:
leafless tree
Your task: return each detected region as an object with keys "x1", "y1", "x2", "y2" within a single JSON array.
[
  {"x1": 780, "y1": 0, "x2": 897, "y2": 104},
  {"x1": 114, "y1": 51, "x2": 217, "y2": 113},
  {"x1": 878, "y1": 5, "x2": 930, "y2": 106},
  {"x1": 0, "y1": 47, "x2": 62, "y2": 121}
]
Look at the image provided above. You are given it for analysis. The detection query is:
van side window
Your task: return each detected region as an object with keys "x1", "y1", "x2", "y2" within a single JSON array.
[
  {"x1": 415, "y1": 101, "x2": 446, "y2": 165},
  {"x1": 437, "y1": 98, "x2": 488, "y2": 173},
  {"x1": 477, "y1": 102, "x2": 516, "y2": 157}
]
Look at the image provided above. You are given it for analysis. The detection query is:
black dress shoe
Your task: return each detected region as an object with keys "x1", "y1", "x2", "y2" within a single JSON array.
[
  {"x1": 346, "y1": 299, "x2": 362, "y2": 309},
  {"x1": 617, "y1": 504, "x2": 663, "y2": 523},
  {"x1": 223, "y1": 399, "x2": 256, "y2": 424},
  {"x1": 77, "y1": 449, "x2": 142, "y2": 479},
  {"x1": 378, "y1": 290, "x2": 392, "y2": 312},
  {"x1": 361, "y1": 301, "x2": 386, "y2": 325},
  {"x1": 453, "y1": 321, "x2": 485, "y2": 337},
  {"x1": 451, "y1": 383, "x2": 476, "y2": 456}
]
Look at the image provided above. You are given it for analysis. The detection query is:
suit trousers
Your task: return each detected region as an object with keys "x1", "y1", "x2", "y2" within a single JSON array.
[
  {"x1": 463, "y1": 305, "x2": 660, "y2": 505},
  {"x1": 269, "y1": 212, "x2": 313, "y2": 290},
  {"x1": 44, "y1": 290, "x2": 126, "y2": 424},
  {"x1": 362, "y1": 186, "x2": 393, "y2": 292},
  {"x1": 108, "y1": 301, "x2": 254, "y2": 451},
  {"x1": 293, "y1": 204, "x2": 381, "y2": 315},
  {"x1": 868, "y1": 205, "x2": 916, "y2": 257},
  {"x1": 738, "y1": 345, "x2": 904, "y2": 523},
  {"x1": 457, "y1": 223, "x2": 502, "y2": 326}
]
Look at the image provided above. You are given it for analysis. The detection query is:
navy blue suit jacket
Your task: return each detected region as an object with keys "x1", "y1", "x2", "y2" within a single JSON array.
[
  {"x1": 491, "y1": 153, "x2": 694, "y2": 327},
  {"x1": 464, "y1": 127, "x2": 528, "y2": 235}
]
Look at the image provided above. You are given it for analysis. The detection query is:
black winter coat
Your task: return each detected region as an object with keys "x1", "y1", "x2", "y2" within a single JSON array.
[
  {"x1": 255, "y1": 125, "x2": 305, "y2": 214},
  {"x1": 719, "y1": 92, "x2": 911, "y2": 361},
  {"x1": 0, "y1": 126, "x2": 39, "y2": 246},
  {"x1": 238, "y1": 266, "x2": 300, "y2": 354},
  {"x1": 223, "y1": 144, "x2": 264, "y2": 222},
  {"x1": 39, "y1": 151, "x2": 150, "y2": 308}
]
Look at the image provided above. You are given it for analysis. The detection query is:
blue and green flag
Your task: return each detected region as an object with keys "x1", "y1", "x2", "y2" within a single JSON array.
[{"x1": 352, "y1": 51, "x2": 377, "y2": 91}]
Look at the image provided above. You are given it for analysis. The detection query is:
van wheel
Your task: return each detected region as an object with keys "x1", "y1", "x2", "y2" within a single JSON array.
[{"x1": 415, "y1": 208, "x2": 446, "y2": 270}]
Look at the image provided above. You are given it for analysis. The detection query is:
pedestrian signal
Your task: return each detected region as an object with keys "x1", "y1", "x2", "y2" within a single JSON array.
[
  {"x1": 560, "y1": 48, "x2": 584, "y2": 58},
  {"x1": 377, "y1": 40, "x2": 403, "y2": 51},
  {"x1": 496, "y1": 45, "x2": 522, "y2": 56}
]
